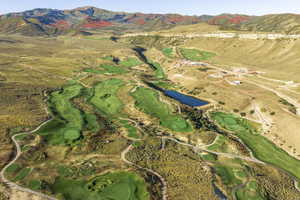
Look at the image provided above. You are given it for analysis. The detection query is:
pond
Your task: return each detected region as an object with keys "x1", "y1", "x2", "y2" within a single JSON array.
[{"x1": 164, "y1": 90, "x2": 209, "y2": 107}]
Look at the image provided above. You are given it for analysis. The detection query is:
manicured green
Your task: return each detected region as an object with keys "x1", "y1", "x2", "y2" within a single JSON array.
[
  {"x1": 51, "y1": 171, "x2": 149, "y2": 200},
  {"x1": 90, "y1": 79, "x2": 125, "y2": 117},
  {"x1": 162, "y1": 48, "x2": 174, "y2": 58},
  {"x1": 37, "y1": 84, "x2": 83, "y2": 145},
  {"x1": 13, "y1": 167, "x2": 31, "y2": 181},
  {"x1": 131, "y1": 87, "x2": 192, "y2": 132},
  {"x1": 120, "y1": 57, "x2": 143, "y2": 68},
  {"x1": 180, "y1": 48, "x2": 216, "y2": 61},
  {"x1": 211, "y1": 112, "x2": 300, "y2": 181},
  {"x1": 235, "y1": 181, "x2": 266, "y2": 200}
]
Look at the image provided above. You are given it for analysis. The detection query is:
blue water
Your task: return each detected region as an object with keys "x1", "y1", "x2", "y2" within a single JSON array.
[{"x1": 163, "y1": 90, "x2": 209, "y2": 107}]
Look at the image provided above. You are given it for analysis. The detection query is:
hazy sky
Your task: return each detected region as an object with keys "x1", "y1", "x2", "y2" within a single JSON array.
[{"x1": 1, "y1": 0, "x2": 300, "y2": 15}]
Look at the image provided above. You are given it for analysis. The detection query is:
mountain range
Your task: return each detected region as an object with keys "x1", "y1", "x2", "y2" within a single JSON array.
[{"x1": 1, "y1": 6, "x2": 300, "y2": 36}]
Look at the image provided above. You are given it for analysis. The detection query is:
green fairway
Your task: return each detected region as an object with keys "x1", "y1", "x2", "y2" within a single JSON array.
[
  {"x1": 90, "y1": 79, "x2": 125, "y2": 117},
  {"x1": 84, "y1": 113, "x2": 102, "y2": 132},
  {"x1": 37, "y1": 84, "x2": 84, "y2": 145},
  {"x1": 211, "y1": 112, "x2": 300, "y2": 181},
  {"x1": 131, "y1": 87, "x2": 192, "y2": 132},
  {"x1": 28, "y1": 180, "x2": 42, "y2": 190},
  {"x1": 161, "y1": 48, "x2": 174, "y2": 58},
  {"x1": 120, "y1": 57, "x2": 143, "y2": 68},
  {"x1": 13, "y1": 167, "x2": 31, "y2": 182},
  {"x1": 214, "y1": 165, "x2": 243, "y2": 187},
  {"x1": 5, "y1": 163, "x2": 21, "y2": 174},
  {"x1": 84, "y1": 64, "x2": 128, "y2": 75},
  {"x1": 207, "y1": 135, "x2": 228, "y2": 152},
  {"x1": 51, "y1": 171, "x2": 149, "y2": 200},
  {"x1": 180, "y1": 48, "x2": 216, "y2": 61},
  {"x1": 119, "y1": 120, "x2": 140, "y2": 139},
  {"x1": 148, "y1": 61, "x2": 166, "y2": 79}
]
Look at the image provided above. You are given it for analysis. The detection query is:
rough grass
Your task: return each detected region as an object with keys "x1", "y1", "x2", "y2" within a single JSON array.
[
  {"x1": 90, "y1": 79, "x2": 125, "y2": 117},
  {"x1": 51, "y1": 171, "x2": 149, "y2": 200},
  {"x1": 37, "y1": 84, "x2": 83, "y2": 145},
  {"x1": 131, "y1": 87, "x2": 192, "y2": 132},
  {"x1": 180, "y1": 48, "x2": 216, "y2": 61},
  {"x1": 211, "y1": 112, "x2": 300, "y2": 181},
  {"x1": 235, "y1": 181, "x2": 265, "y2": 200}
]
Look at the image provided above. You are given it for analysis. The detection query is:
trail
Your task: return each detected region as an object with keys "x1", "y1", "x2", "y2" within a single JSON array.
[
  {"x1": 121, "y1": 145, "x2": 168, "y2": 200},
  {"x1": 163, "y1": 137, "x2": 265, "y2": 165},
  {"x1": 0, "y1": 119, "x2": 57, "y2": 200}
]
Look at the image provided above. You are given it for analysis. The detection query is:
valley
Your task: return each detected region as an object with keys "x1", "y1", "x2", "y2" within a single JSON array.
[{"x1": 0, "y1": 7, "x2": 300, "y2": 200}]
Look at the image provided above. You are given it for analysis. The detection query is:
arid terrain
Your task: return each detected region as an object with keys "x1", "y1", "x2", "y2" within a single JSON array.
[{"x1": 0, "y1": 6, "x2": 300, "y2": 200}]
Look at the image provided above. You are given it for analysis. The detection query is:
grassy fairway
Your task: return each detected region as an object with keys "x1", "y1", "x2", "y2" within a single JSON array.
[
  {"x1": 51, "y1": 171, "x2": 149, "y2": 200},
  {"x1": 84, "y1": 64, "x2": 128, "y2": 75},
  {"x1": 120, "y1": 57, "x2": 143, "y2": 68},
  {"x1": 180, "y1": 48, "x2": 216, "y2": 61},
  {"x1": 131, "y1": 87, "x2": 192, "y2": 132},
  {"x1": 211, "y1": 112, "x2": 300, "y2": 181},
  {"x1": 214, "y1": 165, "x2": 243, "y2": 187},
  {"x1": 120, "y1": 120, "x2": 141, "y2": 139},
  {"x1": 13, "y1": 167, "x2": 31, "y2": 182},
  {"x1": 90, "y1": 79, "x2": 125, "y2": 117},
  {"x1": 37, "y1": 84, "x2": 83, "y2": 145},
  {"x1": 161, "y1": 48, "x2": 174, "y2": 58},
  {"x1": 148, "y1": 61, "x2": 166, "y2": 79}
]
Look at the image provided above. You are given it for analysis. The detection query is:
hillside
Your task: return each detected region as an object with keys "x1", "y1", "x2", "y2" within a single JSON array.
[
  {"x1": 233, "y1": 14, "x2": 300, "y2": 34},
  {"x1": 0, "y1": 7, "x2": 208, "y2": 36}
]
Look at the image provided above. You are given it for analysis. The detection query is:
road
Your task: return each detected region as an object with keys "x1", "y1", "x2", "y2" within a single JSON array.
[{"x1": 0, "y1": 119, "x2": 57, "y2": 200}]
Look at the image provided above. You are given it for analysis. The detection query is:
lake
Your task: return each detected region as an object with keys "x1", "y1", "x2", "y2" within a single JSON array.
[{"x1": 164, "y1": 90, "x2": 209, "y2": 107}]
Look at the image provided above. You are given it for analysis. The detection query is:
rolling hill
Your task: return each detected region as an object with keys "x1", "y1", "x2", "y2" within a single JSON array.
[{"x1": 0, "y1": 6, "x2": 210, "y2": 36}]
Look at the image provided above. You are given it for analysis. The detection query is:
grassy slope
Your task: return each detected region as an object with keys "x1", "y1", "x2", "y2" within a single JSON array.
[
  {"x1": 37, "y1": 84, "x2": 83, "y2": 145},
  {"x1": 180, "y1": 48, "x2": 216, "y2": 61},
  {"x1": 90, "y1": 79, "x2": 125, "y2": 117},
  {"x1": 211, "y1": 112, "x2": 300, "y2": 181},
  {"x1": 131, "y1": 87, "x2": 192, "y2": 132},
  {"x1": 52, "y1": 171, "x2": 149, "y2": 200}
]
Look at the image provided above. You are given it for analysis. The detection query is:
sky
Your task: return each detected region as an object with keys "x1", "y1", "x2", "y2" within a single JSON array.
[{"x1": 1, "y1": 0, "x2": 300, "y2": 15}]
